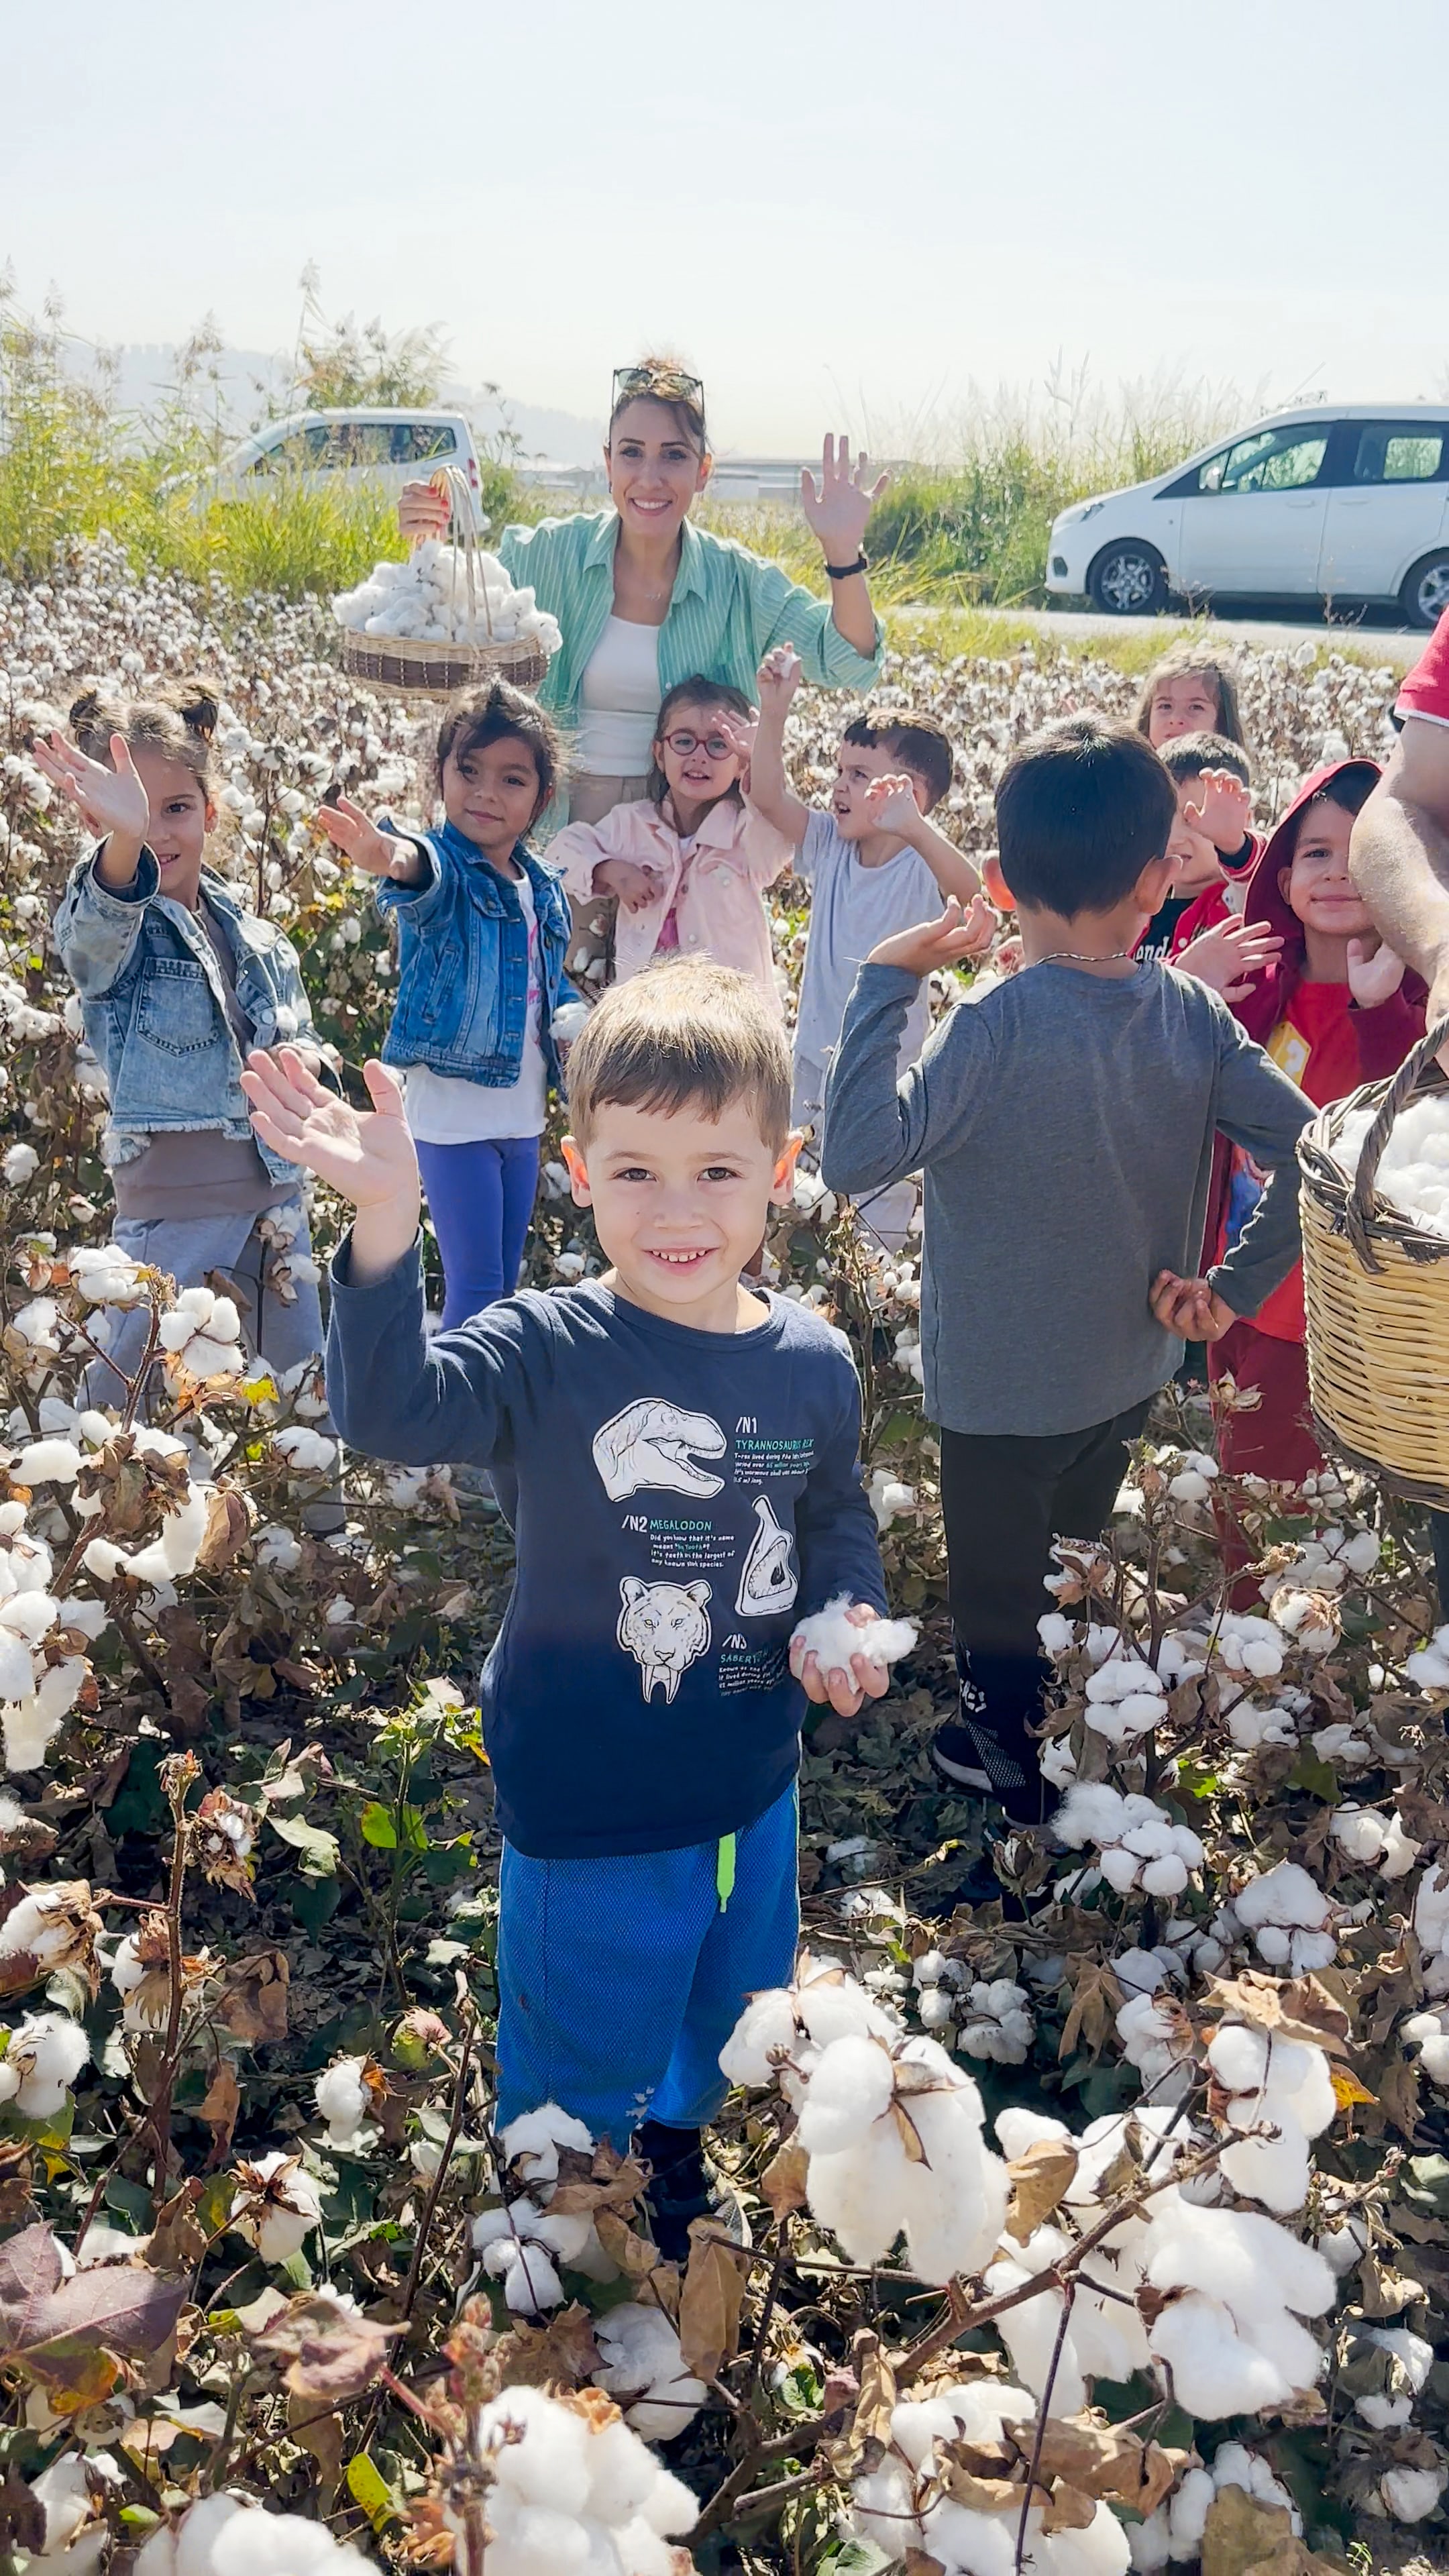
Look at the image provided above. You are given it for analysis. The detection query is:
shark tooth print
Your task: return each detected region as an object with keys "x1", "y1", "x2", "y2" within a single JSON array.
[{"x1": 735, "y1": 1493, "x2": 798, "y2": 1618}]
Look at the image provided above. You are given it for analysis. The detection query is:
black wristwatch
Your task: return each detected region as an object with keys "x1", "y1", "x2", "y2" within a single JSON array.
[{"x1": 823, "y1": 551, "x2": 869, "y2": 580}]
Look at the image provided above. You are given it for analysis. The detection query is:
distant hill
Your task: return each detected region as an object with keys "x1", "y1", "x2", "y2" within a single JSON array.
[{"x1": 74, "y1": 343, "x2": 606, "y2": 466}]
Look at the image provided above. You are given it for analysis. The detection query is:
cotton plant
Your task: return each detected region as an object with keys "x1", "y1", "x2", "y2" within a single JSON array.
[
  {"x1": 1129, "y1": 2439, "x2": 1302, "y2": 2569},
  {"x1": 720, "y1": 1961, "x2": 1010, "y2": 2283},
  {"x1": 1204, "y1": 2018, "x2": 1336, "y2": 2212},
  {"x1": 469, "y1": 2101, "x2": 626, "y2": 2316},
  {"x1": 1230, "y1": 1860, "x2": 1338, "y2": 1975},
  {"x1": 1054, "y1": 1781, "x2": 1205, "y2": 1900},
  {"x1": 0, "y1": 2009, "x2": 89, "y2": 2118},
  {"x1": 592, "y1": 2301, "x2": 709, "y2": 2442},
  {"x1": 434, "y1": 2380, "x2": 698, "y2": 2576},
  {"x1": 313, "y1": 2053, "x2": 384, "y2": 2153},
  {"x1": 850, "y1": 2376, "x2": 1132, "y2": 2575}
]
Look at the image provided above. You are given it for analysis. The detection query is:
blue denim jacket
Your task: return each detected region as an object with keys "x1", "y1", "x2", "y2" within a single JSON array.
[
  {"x1": 376, "y1": 821, "x2": 575, "y2": 1087},
  {"x1": 52, "y1": 849, "x2": 314, "y2": 1181}
]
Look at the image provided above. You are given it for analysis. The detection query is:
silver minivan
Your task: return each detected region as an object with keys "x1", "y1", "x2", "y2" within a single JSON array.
[{"x1": 1046, "y1": 404, "x2": 1449, "y2": 627}]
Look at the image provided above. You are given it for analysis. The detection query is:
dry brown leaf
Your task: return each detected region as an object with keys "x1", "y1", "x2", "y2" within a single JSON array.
[
  {"x1": 1040, "y1": 2481, "x2": 1099, "y2": 2532},
  {"x1": 0, "y1": 2461, "x2": 46, "y2": 2557},
  {"x1": 0, "y1": 2222, "x2": 185, "y2": 2399},
  {"x1": 549, "y1": 2143, "x2": 648, "y2": 2218},
  {"x1": 1374, "y1": 2054, "x2": 1422, "y2": 2141},
  {"x1": 197, "y1": 1485, "x2": 254, "y2": 1570},
  {"x1": 196, "y1": 2061, "x2": 241, "y2": 2169},
  {"x1": 490, "y1": 2302, "x2": 600, "y2": 2392},
  {"x1": 146, "y1": 2186, "x2": 209, "y2": 2277},
  {"x1": 254, "y1": 2292, "x2": 394, "y2": 2400},
  {"x1": 214, "y1": 1948, "x2": 290, "y2": 2045},
  {"x1": 592, "y1": 2208, "x2": 659, "y2": 2282},
  {"x1": 1004, "y1": 2139, "x2": 1079, "y2": 2242},
  {"x1": 1202, "y1": 1970, "x2": 1352, "y2": 2058},
  {"x1": 1200, "y1": 2484, "x2": 1294, "y2": 2576},
  {"x1": 759, "y1": 2137, "x2": 809, "y2": 2222},
  {"x1": 678, "y1": 2224, "x2": 749, "y2": 2383},
  {"x1": 287, "y1": 2387, "x2": 343, "y2": 2499},
  {"x1": 904, "y1": 2553, "x2": 946, "y2": 2576},
  {"x1": 936, "y1": 2459, "x2": 1024, "y2": 2513},
  {"x1": 1059, "y1": 1959, "x2": 1124, "y2": 2061}
]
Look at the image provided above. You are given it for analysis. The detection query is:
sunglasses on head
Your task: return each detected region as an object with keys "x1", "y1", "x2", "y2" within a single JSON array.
[
  {"x1": 661, "y1": 728, "x2": 735, "y2": 762},
  {"x1": 612, "y1": 364, "x2": 705, "y2": 409}
]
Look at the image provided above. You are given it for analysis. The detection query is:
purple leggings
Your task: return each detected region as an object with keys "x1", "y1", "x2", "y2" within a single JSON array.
[{"x1": 415, "y1": 1135, "x2": 541, "y2": 1328}]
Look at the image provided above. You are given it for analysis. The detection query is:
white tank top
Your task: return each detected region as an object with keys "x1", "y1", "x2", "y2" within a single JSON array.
[{"x1": 575, "y1": 616, "x2": 663, "y2": 777}]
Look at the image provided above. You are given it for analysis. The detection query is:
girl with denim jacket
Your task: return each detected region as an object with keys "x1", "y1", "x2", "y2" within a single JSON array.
[
  {"x1": 43, "y1": 686, "x2": 333, "y2": 1419},
  {"x1": 317, "y1": 680, "x2": 574, "y2": 1328}
]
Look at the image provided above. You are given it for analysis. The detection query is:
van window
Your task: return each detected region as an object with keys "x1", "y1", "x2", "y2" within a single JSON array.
[
  {"x1": 393, "y1": 423, "x2": 458, "y2": 463},
  {"x1": 1207, "y1": 429, "x2": 1329, "y2": 495},
  {"x1": 1352, "y1": 425, "x2": 1447, "y2": 485}
]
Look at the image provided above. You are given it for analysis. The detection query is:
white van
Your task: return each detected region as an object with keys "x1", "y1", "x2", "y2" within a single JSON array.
[
  {"x1": 1046, "y1": 404, "x2": 1449, "y2": 627},
  {"x1": 190, "y1": 408, "x2": 486, "y2": 528}
]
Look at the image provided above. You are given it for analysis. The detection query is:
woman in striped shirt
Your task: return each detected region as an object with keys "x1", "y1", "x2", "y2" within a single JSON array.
[{"x1": 398, "y1": 358, "x2": 887, "y2": 830}]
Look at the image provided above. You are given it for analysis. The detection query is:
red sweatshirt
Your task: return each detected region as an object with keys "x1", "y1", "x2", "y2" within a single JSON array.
[
  {"x1": 1210, "y1": 761, "x2": 1426, "y2": 1342},
  {"x1": 1397, "y1": 608, "x2": 1449, "y2": 726}
]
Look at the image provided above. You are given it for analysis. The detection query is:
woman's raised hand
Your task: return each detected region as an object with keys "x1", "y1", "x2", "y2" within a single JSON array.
[
  {"x1": 398, "y1": 479, "x2": 452, "y2": 541},
  {"x1": 800, "y1": 436, "x2": 889, "y2": 564},
  {"x1": 317, "y1": 796, "x2": 407, "y2": 878},
  {"x1": 242, "y1": 1048, "x2": 418, "y2": 1212},
  {"x1": 32, "y1": 731, "x2": 150, "y2": 847}
]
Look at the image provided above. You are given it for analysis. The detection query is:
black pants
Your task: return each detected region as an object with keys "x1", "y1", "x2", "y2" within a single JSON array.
[{"x1": 939, "y1": 1398, "x2": 1152, "y2": 1815}]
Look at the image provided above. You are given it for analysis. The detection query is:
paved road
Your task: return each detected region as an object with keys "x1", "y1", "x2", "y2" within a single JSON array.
[{"x1": 974, "y1": 603, "x2": 1426, "y2": 667}]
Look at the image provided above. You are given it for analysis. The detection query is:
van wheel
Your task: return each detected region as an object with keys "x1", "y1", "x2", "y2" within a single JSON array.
[
  {"x1": 1086, "y1": 541, "x2": 1168, "y2": 616},
  {"x1": 1401, "y1": 553, "x2": 1449, "y2": 631}
]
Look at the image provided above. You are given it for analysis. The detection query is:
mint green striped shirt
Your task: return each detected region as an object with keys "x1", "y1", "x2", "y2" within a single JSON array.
[{"x1": 498, "y1": 509, "x2": 883, "y2": 733}]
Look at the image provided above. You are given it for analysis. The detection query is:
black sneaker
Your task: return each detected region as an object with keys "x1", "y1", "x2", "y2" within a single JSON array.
[
  {"x1": 635, "y1": 2120, "x2": 750, "y2": 2264},
  {"x1": 930, "y1": 1723, "x2": 996, "y2": 1792}
]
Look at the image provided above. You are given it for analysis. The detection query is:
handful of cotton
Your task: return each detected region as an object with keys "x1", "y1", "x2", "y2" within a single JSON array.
[
  {"x1": 1333, "y1": 1091, "x2": 1449, "y2": 1236},
  {"x1": 333, "y1": 543, "x2": 563, "y2": 656},
  {"x1": 789, "y1": 1595, "x2": 918, "y2": 1681}
]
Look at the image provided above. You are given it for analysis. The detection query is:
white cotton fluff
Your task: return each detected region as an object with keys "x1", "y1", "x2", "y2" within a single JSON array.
[
  {"x1": 1381, "y1": 2463, "x2": 1448, "y2": 2522},
  {"x1": 957, "y1": 1980, "x2": 1034, "y2": 2065},
  {"x1": 314, "y1": 2056, "x2": 373, "y2": 2151},
  {"x1": 134, "y1": 2489, "x2": 378, "y2": 2574},
  {"x1": 1401, "y1": 2007, "x2": 1449, "y2": 2090},
  {"x1": 5, "y1": 2010, "x2": 90, "y2": 2118},
  {"x1": 482, "y1": 2235, "x2": 566, "y2": 2315},
  {"x1": 256, "y1": 1525, "x2": 303, "y2": 1572},
  {"x1": 1116, "y1": 1992, "x2": 1193, "y2": 2099},
  {"x1": 1216, "y1": 1613, "x2": 1285, "y2": 1681},
  {"x1": 1334, "y1": 1092, "x2": 1449, "y2": 1235},
  {"x1": 272, "y1": 1428, "x2": 337, "y2": 1477},
  {"x1": 802, "y1": 2030, "x2": 1010, "y2": 2284},
  {"x1": 1232, "y1": 1861, "x2": 1334, "y2": 1976},
  {"x1": 1, "y1": 1144, "x2": 38, "y2": 1188},
  {"x1": 0, "y1": 1889, "x2": 92, "y2": 1970},
  {"x1": 1353, "y1": 2324, "x2": 1436, "y2": 2430},
  {"x1": 1079, "y1": 1652, "x2": 1166, "y2": 1744},
  {"x1": 550, "y1": 999, "x2": 591, "y2": 1044},
  {"x1": 790, "y1": 1594, "x2": 918, "y2": 1676},
  {"x1": 852, "y1": 2381, "x2": 1130, "y2": 2576},
  {"x1": 1406, "y1": 1619, "x2": 1449, "y2": 1690},
  {"x1": 68, "y1": 1244, "x2": 147, "y2": 1307},
  {"x1": 592, "y1": 2301, "x2": 708, "y2": 2440},
  {"x1": 1055, "y1": 1783, "x2": 1203, "y2": 1898},
  {"x1": 718, "y1": 1985, "x2": 804, "y2": 2088},
  {"x1": 468, "y1": 2381, "x2": 696, "y2": 2576},
  {"x1": 1208, "y1": 2021, "x2": 1335, "y2": 2212},
  {"x1": 13, "y1": 1440, "x2": 82, "y2": 1487},
  {"x1": 1143, "y1": 2198, "x2": 1333, "y2": 2419},
  {"x1": 499, "y1": 2101, "x2": 594, "y2": 2186},
  {"x1": 229, "y1": 2150, "x2": 323, "y2": 2265}
]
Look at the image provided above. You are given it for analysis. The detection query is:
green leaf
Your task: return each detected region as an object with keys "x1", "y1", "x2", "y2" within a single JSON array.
[
  {"x1": 267, "y1": 1813, "x2": 340, "y2": 1876},
  {"x1": 1287, "y1": 1750, "x2": 1340, "y2": 1805},
  {"x1": 290, "y1": 1873, "x2": 341, "y2": 1933},
  {"x1": 1401, "y1": 2153, "x2": 1449, "y2": 2218},
  {"x1": 195, "y1": 2172, "x2": 236, "y2": 2239},
  {"x1": 346, "y1": 2452, "x2": 400, "y2": 2532},
  {"x1": 358, "y1": 1802, "x2": 398, "y2": 1849}
]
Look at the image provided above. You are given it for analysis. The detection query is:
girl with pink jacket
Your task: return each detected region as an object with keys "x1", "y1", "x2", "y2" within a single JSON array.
[{"x1": 547, "y1": 678, "x2": 793, "y2": 1016}]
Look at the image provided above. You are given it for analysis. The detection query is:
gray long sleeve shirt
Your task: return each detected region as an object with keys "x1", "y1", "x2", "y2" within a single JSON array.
[{"x1": 820, "y1": 959, "x2": 1313, "y2": 1437}]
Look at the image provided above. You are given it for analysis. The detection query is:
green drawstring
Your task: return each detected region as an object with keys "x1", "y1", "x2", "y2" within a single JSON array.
[{"x1": 716, "y1": 1833, "x2": 737, "y2": 1913}]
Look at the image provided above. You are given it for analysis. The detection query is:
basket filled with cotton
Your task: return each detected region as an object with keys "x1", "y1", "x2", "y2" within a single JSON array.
[
  {"x1": 332, "y1": 466, "x2": 562, "y2": 700},
  {"x1": 1299, "y1": 1014, "x2": 1449, "y2": 1507}
]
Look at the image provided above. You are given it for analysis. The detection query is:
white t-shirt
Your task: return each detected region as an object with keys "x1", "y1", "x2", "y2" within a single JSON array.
[
  {"x1": 404, "y1": 875, "x2": 549, "y2": 1142},
  {"x1": 575, "y1": 616, "x2": 662, "y2": 777},
  {"x1": 791, "y1": 810, "x2": 941, "y2": 1123}
]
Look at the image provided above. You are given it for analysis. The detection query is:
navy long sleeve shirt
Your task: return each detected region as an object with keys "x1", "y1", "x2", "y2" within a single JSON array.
[{"x1": 326, "y1": 1243, "x2": 886, "y2": 1858}]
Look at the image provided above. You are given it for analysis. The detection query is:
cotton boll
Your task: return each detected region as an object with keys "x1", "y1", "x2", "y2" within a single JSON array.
[
  {"x1": 230, "y1": 2149, "x2": 323, "y2": 2263},
  {"x1": 1234, "y1": 1861, "x2": 1328, "y2": 1931},
  {"x1": 0, "y1": 1591, "x2": 60, "y2": 1646},
  {"x1": 0, "y1": 1632, "x2": 36, "y2": 1705},
  {"x1": 996, "y1": 2107, "x2": 1071, "y2": 2161},
  {"x1": 718, "y1": 1986, "x2": 800, "y2": 2087},
  {"x1": 499, "y1": 2102, "x2": 594, "y2": 2185},
  {"x1": 7, "y1": 2010, "x2": 89, "y2": 2117},
  {"x1": 1381, "y1": 2464, "x2": 1446, "y2": 2522},
  {"x1": 315, "y1": 2055, "x2": 374, "y2": 2149},
  {"x1": 13, "y1": 1440, "x2": 82, "y2": 1487},
  {"x1": 797, "y1": 2034, "x2": 898, "y2": 2152},
  {"x1": 484, "y1": 2237, "x2": 566, "y2": 2314},
  {"x1": 796, "y1": 1964, "x2": 901, "y2": 2049}
]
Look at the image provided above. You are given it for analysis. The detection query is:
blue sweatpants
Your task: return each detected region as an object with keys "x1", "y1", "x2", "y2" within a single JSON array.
[
  {"x1": 495, "y1": 1784, "x2": 800, "y2": 2147},
  {"x1": 415, "y1": 1134, "x2": 541, "y2": 1328}
]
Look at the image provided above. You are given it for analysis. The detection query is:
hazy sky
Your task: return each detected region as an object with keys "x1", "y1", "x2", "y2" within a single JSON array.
[{"x1": 7, "y1": 0, "x2": 1447, "y2": 455}]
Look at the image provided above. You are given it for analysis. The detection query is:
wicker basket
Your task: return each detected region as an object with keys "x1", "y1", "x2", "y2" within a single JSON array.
[
  {"x1": 1299, "y1": 1014, "x2": 1449, "y2": 1507},
  {"x1": 335, "y1": 466, "x2": 552, "y2": 703}
]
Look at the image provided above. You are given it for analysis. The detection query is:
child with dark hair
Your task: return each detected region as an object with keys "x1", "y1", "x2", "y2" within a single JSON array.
[
  {"x1": 748, "y1": 648, "x2": 990, "y2": 1145},
  {"x1": 42, "y1": 684, "x2": 333, "y2": 1416},
  {"x1": 1208, "y1": 759, "x2": 1426, "y2": 1484},
  {"x1": 318, "y1": 679, "x2": 576, "y2": 1327},
  {"x1": 545, "y1": 675, "x2": 793, "y2": 1012},
  {"x1": 821, "y1": 714, "x2": 1312, "y2": 1829}
]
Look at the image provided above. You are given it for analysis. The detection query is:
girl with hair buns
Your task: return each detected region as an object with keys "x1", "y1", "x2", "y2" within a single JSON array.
[
  {"x1": 42, "y1": 684, "x2": 335, "y2": 1429},
  {"x1": 399, "y1": 358, "x2": 888, "y2": 833}
]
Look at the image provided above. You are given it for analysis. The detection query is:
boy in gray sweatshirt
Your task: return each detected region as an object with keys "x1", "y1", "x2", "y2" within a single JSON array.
[{"x1": 820, "y1": 714, "x2": 1312, "y2": 1824}]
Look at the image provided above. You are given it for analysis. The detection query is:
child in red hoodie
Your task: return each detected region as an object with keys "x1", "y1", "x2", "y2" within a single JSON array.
[{"x1": 1210, "y1": 758, "x2": 1425, "y2": 1481}]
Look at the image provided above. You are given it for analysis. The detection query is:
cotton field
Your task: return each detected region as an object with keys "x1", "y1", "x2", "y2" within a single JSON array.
[{"x1": 0, "y1": 541, "x2": 1444, "y2": 2571}]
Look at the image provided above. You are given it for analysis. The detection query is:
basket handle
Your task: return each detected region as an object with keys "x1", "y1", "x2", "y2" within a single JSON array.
[
  {"x1": 1344, "y1": 1011, "x2": 1449, "y2": 1257},
  {"x1": 412, "y1": 466, "x2": 494, "y2": 643}
]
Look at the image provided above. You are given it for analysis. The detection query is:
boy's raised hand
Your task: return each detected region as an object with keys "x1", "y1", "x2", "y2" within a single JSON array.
[
  {"x1": 790, "y1": 1604, "x2": 890, "y2": 1717},
  {"x1": 32, "y1": 731, "x2": 150, "y2": 847},
  {"x1": 1174, "y1": 915, "x2": 1283, "y2": 1003},
  {"x1": 861, "y1": 771, "x2": 925, "y2": 839},
  {"x1": 242, "y1": 1047, "x2": 419, "y2": 1216},
  {"x1": 1183, "y1": 769, "x2": 1254, "y2": 855},
  {"x1": 1347, "y1": 934, "x2": 1408, "y2": 1010},
  {"x1": 317, "y1": 796, "x2": 411, "y2": 879},
  {"x1": 755, "y1": 645, "x2": 803, "y2": 715},
  {"x1": 867, "y1": 895, "x2": 998, "y2": 977},
  {"x1": 1150, "y1": 1269, "x2": 1235, "y2": 1341}
]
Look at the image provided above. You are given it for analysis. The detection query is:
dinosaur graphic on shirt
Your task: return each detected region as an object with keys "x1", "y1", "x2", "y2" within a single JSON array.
[
  {"x1": 592, "y1": 1399, "x2": 727, "y2": 1501},
  {"x1": 616, "y1": 1578, "x2": 712, "y2": 1701},
  {"x1": 735, "y1": 1493, "x2": 798, "y2": 1617}
]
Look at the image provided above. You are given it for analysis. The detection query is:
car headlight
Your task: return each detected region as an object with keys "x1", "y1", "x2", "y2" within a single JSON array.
[{"x1": 1052, "y1": 500, "x2": 1106, "y2": 533}]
